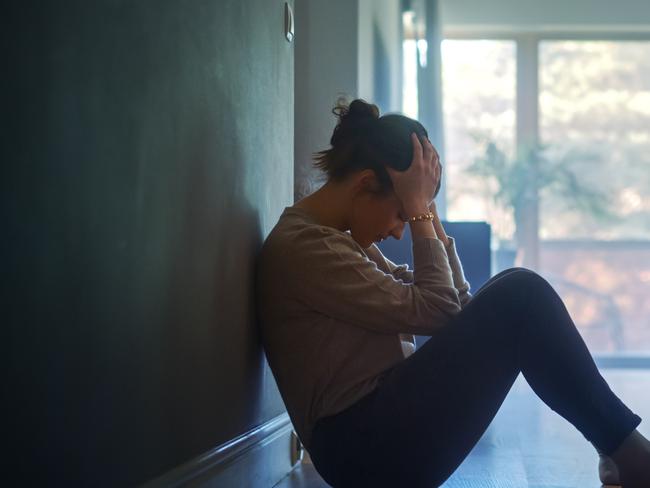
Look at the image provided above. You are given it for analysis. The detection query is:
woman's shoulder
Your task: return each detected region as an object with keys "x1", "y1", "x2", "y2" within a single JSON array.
[{"x1": 259, "y1": 207, "x2": 364, "y2": 266}]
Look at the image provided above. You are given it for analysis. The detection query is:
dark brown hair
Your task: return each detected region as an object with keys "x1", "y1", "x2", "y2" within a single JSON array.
[{"x1": 313, "y1": 98, "x2": 430, "y2": 194}]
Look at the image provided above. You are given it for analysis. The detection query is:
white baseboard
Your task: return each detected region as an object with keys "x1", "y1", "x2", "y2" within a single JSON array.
[{"x1": 141, "y1": 413, "x2": 297, "y2": 487}]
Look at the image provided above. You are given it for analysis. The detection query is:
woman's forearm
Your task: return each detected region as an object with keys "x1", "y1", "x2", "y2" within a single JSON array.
[{"x1": 429, "y1": 202, "x2": 450, "y2": 247}]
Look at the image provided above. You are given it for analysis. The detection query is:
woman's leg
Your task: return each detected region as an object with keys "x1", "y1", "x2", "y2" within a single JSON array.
[{"x1": 309, "y1": 268, "x2": 642, "y2": 487}]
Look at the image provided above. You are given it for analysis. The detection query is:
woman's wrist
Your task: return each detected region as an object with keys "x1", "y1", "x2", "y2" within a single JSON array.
[
  {"x1": 428, "y1": 202, "x2": 450, "y2": 246},
  {"x1": 400, "y1": 201, "x2": 433, "y2": 237},
  {"x1": 403, "y1": 200, "x2": 431, "y2": 218},
  {"x1": 408, "y1": 219, "x2": 437, "y2": 240}
]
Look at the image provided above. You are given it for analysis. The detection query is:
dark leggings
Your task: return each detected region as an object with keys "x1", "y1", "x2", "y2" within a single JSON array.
[{"x1": 308, "y1": 268, "x2": 642, "y2": 487}]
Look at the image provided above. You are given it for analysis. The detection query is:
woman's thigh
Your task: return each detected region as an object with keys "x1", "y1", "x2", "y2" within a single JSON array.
[{"x1": 357, "y1": 268, "x2": 537, "y2": 486}]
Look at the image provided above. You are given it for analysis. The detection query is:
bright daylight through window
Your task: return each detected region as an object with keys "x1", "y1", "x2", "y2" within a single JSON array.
[{"x1": 403, "y1": 38, "x2": 650, "y2": 355}]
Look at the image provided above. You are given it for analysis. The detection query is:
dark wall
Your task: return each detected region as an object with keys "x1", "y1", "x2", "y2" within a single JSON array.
[{"x1": 3, "y1": 1, "x2": 292, "y2": 485}]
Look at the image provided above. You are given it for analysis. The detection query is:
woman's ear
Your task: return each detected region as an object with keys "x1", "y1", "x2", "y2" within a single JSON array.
[{"x1": 352, "y1": 169, "x2": 382, "y2": 195}]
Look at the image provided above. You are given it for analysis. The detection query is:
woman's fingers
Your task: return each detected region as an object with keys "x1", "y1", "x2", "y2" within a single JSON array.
[
  {"x1": 423, "y1": 138, "x2": 439, "y2": 166},
  {"x1": 411, "y1": 133, "x2": 423, "y2": 163},
  {"x1": 431, "y1": 141, "x2": 440, "y2": 163},
  {"x1": 426, "y1": 139, "x2": 441, "y2": 183},
  {"x1": 390, "y1": 133, "x2": 442, "y2": 206},
  {"x1": 422, "y1": 136, "x2": 434, "y2": 164}
]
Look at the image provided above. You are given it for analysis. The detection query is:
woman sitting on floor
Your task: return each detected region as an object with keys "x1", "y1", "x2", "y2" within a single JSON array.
[{"x1": 256, "y1": 98, "x2": 650, "y2": 487}]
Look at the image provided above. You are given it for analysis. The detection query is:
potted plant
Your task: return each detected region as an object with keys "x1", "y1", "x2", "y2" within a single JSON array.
[{"x1": 465, "y1": 135, "x2": 615, "y2": 270}]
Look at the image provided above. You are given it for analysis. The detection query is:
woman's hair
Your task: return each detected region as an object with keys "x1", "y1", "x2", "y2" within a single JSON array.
[{"x1": 313, "y1": 98, "x2": 429, "y2": 194}]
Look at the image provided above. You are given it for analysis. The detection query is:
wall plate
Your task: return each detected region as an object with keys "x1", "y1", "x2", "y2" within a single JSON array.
[{"x1": 285, "y1": 2, "x2": 294, "y2": 42}]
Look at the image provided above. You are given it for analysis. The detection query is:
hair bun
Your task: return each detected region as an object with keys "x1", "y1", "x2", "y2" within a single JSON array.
[
  {"x1": 346, "y1": 99, "x2": 380, "y2": 120},
  {"x1": 330, "y1": 98, "x2": 380, "y2": 146}
]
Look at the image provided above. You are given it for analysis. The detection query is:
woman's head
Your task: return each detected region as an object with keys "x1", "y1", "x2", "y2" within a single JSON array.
[
  {"x1": 313, "y1": 98, "x2": 429, "y2": 195},
  {"x1": 310, "y1": 98, "x2": 438, "y2": 248}
]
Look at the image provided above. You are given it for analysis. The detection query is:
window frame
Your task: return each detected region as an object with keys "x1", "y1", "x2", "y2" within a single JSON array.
[{"x1": 440, "y1": 28, "x2": 650, "y2": 366}]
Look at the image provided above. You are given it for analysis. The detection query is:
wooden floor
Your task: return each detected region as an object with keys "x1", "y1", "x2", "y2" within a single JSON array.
[{"x1": 274, "y1": 369, "x2": 650, "y2": 488}]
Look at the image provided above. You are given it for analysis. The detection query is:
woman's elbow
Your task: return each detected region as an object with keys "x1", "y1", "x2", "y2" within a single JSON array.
[
  {"x1": 408, "y1": 289, "x2": 462, "y2": 327},
  {"x1": 422, "y1": 298, "x2": 462, "y2": 323},
  {"x1": 460, "y1": 293, "x2": 473, "y2": 308}
]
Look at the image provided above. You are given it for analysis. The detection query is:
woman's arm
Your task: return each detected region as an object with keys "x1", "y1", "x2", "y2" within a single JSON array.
[
  {"x1": 429, "y1": 201, "x2": 473, "y2": 307},
  {"x1": 285, "y1": 227, "x2": 462, "y2": 336},
  {"x1": 373, "y1": 201, "x2": 472, "y2": 307},
  {"x1": 429, "y1": 201, "x2": 450, "y2": 247}
]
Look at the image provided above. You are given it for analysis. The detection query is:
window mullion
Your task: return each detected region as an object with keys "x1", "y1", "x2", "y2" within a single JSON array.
[{"x1": 515, "y1": 35, "x2": 541, "y2": 269}]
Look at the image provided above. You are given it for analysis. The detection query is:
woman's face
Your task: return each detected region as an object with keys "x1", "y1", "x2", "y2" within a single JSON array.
[{"x1": 349, "y1": 188, "x2": 407, "y2": 249}]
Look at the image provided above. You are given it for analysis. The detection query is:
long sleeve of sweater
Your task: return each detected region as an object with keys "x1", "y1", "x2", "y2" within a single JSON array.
[
  {"x1": 256, "y1": 207, "x2": 471, "y2": 450},
  {"x1": 288, "y1": 226, "x2": 462, "y2": 336},
  {"x1": 366, "y1": 235, "x2": 473, "y2": 308}
]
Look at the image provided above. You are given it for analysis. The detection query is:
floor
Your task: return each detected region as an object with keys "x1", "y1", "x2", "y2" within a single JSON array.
[{"x1": 273, "y1": 369, "x2": 650, "y2": 488}]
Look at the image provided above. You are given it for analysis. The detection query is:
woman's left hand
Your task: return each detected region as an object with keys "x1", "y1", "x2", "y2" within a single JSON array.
[{"x1": 433, "y1": 162, "x2": 442, "y2": 200}]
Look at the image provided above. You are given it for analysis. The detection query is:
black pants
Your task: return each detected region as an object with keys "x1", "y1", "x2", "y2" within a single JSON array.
[{"x1": 308, "y1": 268, "x2": 642, "y2": 487}]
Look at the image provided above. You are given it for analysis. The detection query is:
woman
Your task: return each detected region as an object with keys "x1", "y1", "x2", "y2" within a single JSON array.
[{"x1": 255, "y1": 99, "x2": 649, "y2": 487}]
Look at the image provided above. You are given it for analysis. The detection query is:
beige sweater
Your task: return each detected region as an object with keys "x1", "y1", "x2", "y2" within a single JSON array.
[{"x1": 255, "y1": 206, "x2": 472, "y2": 450}]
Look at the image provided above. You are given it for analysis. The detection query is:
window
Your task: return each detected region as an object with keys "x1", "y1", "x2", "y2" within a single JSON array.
[
  {"x1": 539, "y1": 41, "x2": 650, "y2": 354},
  {"x1": 539, "y1": 41, "x2": 650, "y2": 240},
  {"x1": 441, "y1": 40, "x2": 516, "y2": 239},
  {"x1": 424, "y1": 35, "x2": 650, "y2": 356}
]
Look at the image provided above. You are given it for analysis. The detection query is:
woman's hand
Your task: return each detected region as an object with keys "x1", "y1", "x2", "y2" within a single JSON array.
[
  {"x1": 387, "y1": 133, "x2": 441, "y2": 215},
  {"x1": 433, "y1": 161, "x2": 443, "y2": 201}
]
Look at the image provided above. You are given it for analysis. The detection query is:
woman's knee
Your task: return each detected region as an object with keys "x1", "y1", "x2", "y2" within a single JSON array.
[
  {"x1": 502, "y1": 267, "x2": 548, "y2": 284},
  {"x1": 479, "y1": 267, "x2": 531, "y2": 288},
  {"x1": 461, "y1": 269, "x2": 551, "y2": 334},
  {"x1": 502, "y1": 266, "x2": 536, "y2": 276},
  {"x1": 496, "y1": 268, "x2": 555, "y2": 301},
  {"x1": 475, "y1": 267, "x2": 548, "y2": 299}
]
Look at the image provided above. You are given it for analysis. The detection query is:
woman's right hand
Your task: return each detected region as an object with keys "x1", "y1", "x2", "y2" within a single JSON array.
[{"x1": 387, "y1": 133, "x2": 441, "y2": 215}]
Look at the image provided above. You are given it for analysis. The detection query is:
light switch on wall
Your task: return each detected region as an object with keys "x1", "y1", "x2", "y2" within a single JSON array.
[{"x1": 285, "y1": 2, "x2": 294, "y2": 42}]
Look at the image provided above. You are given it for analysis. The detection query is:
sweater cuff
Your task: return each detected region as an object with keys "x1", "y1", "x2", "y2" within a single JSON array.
[
  {"x1": 411, "y1": 236, "x2": 455, "y2": 287},
  {"x1": 444, "y1": 236, "x2": 469, "y2": 289}
]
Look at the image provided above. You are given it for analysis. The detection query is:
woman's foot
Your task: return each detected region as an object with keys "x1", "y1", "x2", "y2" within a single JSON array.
[
  {"x1": 607, "y1": 429, "x2": 650, "y2": 488},
  {"x1": 596, "y1": 448, "x2": 620, "y2": 486}
]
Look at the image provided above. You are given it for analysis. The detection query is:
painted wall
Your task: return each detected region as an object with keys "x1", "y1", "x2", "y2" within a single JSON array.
[
  {"x1": 293, "y1": 0, "x2": 360, "y2": 200},
  {"x1": 294, "y1": 0, "x2": 403, "y2": 201},
  {"x1": 3, "y1": 1, "x2": 292, "y2": 485},
  {"x1": 358, "y1": 0, "x2": 403, "y2": 114}
]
